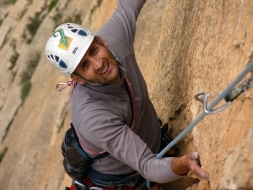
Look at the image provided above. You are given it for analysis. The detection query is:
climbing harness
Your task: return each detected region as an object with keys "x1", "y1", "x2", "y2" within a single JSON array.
[
  {"x1": 68, "y1": 177, "x2": 148, "y2": 190},
  {"x1": 146, "y1": 61, "x2": 253, "y2": 190}
]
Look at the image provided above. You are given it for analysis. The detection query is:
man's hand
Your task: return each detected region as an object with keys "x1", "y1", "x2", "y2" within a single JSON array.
[{"x1": 171, "y1": 152, "x2": 209, "y2": 181}]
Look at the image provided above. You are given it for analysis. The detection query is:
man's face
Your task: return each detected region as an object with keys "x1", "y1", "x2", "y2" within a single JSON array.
[{"x1": 73, "y1": 38, "x2": 120, "y2": 85}]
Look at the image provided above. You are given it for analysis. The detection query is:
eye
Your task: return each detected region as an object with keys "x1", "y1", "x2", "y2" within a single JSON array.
[
  {"x1": 81, "y1": 61, "x2": 87, "y2": 70},
  {"x1": 91, "y1": 47, "x2": 98, "y2": 55}
]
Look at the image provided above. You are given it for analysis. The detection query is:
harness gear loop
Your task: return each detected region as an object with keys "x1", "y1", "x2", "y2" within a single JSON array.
[{"x1": 194, "y1": 92, "x2": 231, "y2": 115}]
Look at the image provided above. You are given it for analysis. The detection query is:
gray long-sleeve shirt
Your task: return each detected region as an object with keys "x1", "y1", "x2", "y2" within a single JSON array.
[{"x1": 71, "y1": 0, "x2": 181, "y2": 183}]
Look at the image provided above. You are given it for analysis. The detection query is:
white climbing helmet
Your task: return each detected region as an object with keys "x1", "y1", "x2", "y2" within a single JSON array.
[{"x1": 45, "y1": 23, "x2": 94, "y2": 76}]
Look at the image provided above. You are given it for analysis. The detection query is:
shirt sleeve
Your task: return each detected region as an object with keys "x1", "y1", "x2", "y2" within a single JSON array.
[
  {"x1": 96, "y1": 0, "x2": 147, "y2": 51},
  {"x1": 79, "y1": 109, "x2": 182, "y2": 183}
]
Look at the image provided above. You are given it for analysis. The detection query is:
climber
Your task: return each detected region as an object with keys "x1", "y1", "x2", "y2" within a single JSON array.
[{"x1": 45, "y1": 0, "x2": 209, "y2": 189}]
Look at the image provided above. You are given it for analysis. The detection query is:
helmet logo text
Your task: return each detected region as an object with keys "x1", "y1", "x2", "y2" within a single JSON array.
[
  {"x1": 53, "y1": 28, "x2": 73, "y2": 50},
  {"x1": 72, "y1": 47, "x2": 78, "y2": 54}
]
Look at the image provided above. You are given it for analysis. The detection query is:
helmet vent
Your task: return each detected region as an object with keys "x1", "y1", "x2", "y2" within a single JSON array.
[
  {"x1": 78, "y1": 30, "x2": 87, "y2": 36},
  {"x1": 47, "y1": 53, "x2": 67, "y2": 69},
  {"x1": 59, "y1": 60, "x2": 67, "y2": 68},
  {"x1": 71, "y1": 29, "x2": 78, "y2": 33},
  {"x1": 50, "y1": 54, "x2": 54, "y2": 60},
  {"x1": 55, "y1": 55, "x2": 59, "y2": 62},
  {"x1": 67, "y1": 23, "x2": 74, "y2": 28},
  {"x1": 66, "y1": 23, "x2": 88, "y2": 36}
]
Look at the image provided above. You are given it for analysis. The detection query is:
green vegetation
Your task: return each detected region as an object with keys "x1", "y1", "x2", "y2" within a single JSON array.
[
  {"x1": 2, "y1": 0, "x2": 16, "y2": 5},
  {"x1": 21, "y1": 80, "x2": 32, "y2": 102},
  {"x1": 0, "y1": 13, "x2": 9, "y2": 26},
  {"x1": 9, "y1": 52, "x2": 19, "y2": 70},
  {"x1": 51, "y1": 11, "x2": 62, "y2": 27},
  {"x1": 89, "y1": 0, "x2": 103, "y2": 20},
  {"x1": 9, "y1": 38, "x2": 17, "y2": 49},
  {"x1": 11, "y1": 0, "x2": 17, "y2": 4},
  {"x1": 97, "y1": 0, "x2": 102, "y2": 7},
  {"x1": 48, "y1": 0, "x2": 59, "y2": 13},
  {"x1": 27, "y1": 0, "x2": 33, "y2": 5},
  {"x1": 0, "y1": 147, "x2": 8, "y2": 164},
  {"x1": 1, "y1": 28, "x2": 12, "y2": 49},
  {"x1": 64, "y1": 14, "x2": 82, "y2": 24},
  {"x1": 22, "y1": 3, "x2": 46, "y2": 44},
  {"x1": 51, "y1": 9, "x2": 82, "y2": 28},
  {"x1": 57, "y1": 122, "x2": 66, "y2": 133},
  {"x1": 18, "y1": 0, "x2": 33, "y2": 20},
  {"x1": 20, "y1": 52, "x2": 40, "y2": 102},
  {"x1": 1, "y1": 117, "x2": 13, "y2": 143},
  {"x1": 19, "y1": 8, "x2": 27, "y2": 20},
  {"x1": 9, "y1": 39, "x2": 19, "y2": 70},
  {"x1": 24, "y1": 12, "x2": 43, "y2": 44},
  {"x1": 90, "y1": 7, "x2": 96, "y2": 20},
  {"x1": 20, "y1": 52, "x2": 41, "y2": 83}
]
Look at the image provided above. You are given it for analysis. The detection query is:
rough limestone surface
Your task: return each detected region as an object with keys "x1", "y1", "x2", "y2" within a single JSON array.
[{"x1": 0, "y1": 0, "x2": 253, "y2": 190}]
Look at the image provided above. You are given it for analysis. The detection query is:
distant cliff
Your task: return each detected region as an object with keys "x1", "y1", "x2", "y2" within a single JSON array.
[{"x1": 0, "y1": 0, "x2": 252, "y2": 190}]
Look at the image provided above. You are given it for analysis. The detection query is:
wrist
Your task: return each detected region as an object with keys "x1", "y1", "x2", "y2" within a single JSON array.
[{"x1": 171, "y1": 156, "x2": 190, "y2": 176}]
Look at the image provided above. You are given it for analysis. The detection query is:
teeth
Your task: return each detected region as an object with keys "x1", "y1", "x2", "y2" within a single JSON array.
[{"x1": 101, "y1": 63, "x2": 108, "y2": 74}]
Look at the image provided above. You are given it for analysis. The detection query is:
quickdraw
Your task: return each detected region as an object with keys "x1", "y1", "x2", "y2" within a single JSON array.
[
  {"x1": 194, "y1": 75, "x2": 253, "y2": 114},
  {"x1": 194, "y1": 92, "x2": 231, "y2": 115}
]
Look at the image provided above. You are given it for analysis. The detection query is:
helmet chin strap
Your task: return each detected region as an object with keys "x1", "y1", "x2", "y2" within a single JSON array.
[{"x1": 71, "y1": 73, "x2": 103, "y2": 87}]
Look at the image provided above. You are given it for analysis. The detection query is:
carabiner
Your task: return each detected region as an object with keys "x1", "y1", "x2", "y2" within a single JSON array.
[
  {"x1": 195, "y1": 92, "x2": 231, "y2": 115},
  {"x1": 194, "y1": 92, "x2": 205, "y2": 103},
  {"x1": 56, "y1": 80, "x2": 74, "y2": 92},
  {"x1": 72, "y1": 180, "x2": 89, "y2": 190}
]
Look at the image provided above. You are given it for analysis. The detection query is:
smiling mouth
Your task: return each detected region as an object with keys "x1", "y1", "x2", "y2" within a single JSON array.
[{"x1": 101, "y1": 63, "x2": 109, "y2": 74}]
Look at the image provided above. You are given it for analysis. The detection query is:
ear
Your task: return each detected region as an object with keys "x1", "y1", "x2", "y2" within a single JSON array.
[
  {"x1": 70, "y1": 74, "x2": 85, "y2": 85},
  {"x1": 95, "y1": 36, "x2": 108, "y2": 48}
]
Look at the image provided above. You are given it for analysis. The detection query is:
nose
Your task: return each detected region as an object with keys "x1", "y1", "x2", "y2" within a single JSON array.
[{"x1": 91, "y1": 58, "x2": 102, "y2": 69}]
